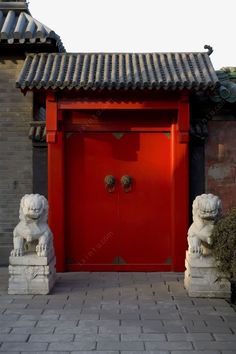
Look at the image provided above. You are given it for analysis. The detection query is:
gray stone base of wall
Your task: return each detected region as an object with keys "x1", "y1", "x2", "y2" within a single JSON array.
[
  {"x1": 184, "y1": 251, "x2": 231, "y2": 298},
  {"x1": 8, "y1": 253, "x2": 56, "y2": 294}
]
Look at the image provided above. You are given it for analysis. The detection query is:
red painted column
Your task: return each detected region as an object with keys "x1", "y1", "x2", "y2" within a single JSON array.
[
  {"x1": 171, "y1": 95, "x2": 190, "y2": 271},
  {"x1": 46, "y1": 93, "x2": 65, "y2": 272}
]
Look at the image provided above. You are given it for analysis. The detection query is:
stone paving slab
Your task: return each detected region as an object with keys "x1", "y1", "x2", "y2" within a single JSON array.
[
  {"x1": 170, "y1": 352, "x2": 220, "y2": 354},
  {"x1": 0, "y1": 269, "x2": 236, "y2": 352},
  {"x1": 48, "y1": 342, "x2": 96, "y2": 351}
]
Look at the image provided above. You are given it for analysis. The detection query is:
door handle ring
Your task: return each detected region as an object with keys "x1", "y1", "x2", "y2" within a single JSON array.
[
  {"x1": 121, "y1": 175, "x2": 132, "y2": 192},
  {"x1": 104, "y1": 175, "x2": 116, "y2": 193}
]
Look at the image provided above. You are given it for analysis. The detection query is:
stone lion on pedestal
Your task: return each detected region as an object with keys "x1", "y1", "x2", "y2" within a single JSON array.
[
  {"x1": 188, "y1": 193, "x2": 221, "y2": 257},
  {"x1": 11, "y1": 194, "x2": 53, "y2": 257}
]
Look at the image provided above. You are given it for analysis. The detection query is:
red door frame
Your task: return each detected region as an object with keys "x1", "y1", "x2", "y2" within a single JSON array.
[{"x1": 46, "y1": 92, "x2": 189, "y2": 272}]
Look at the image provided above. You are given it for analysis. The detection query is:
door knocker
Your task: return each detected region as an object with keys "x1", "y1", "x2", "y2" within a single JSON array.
[
  {"x1": 121, "y1": 175, "x2": 132, "y2": 192},
  {"x1": 104, "y1": 175, "x2": 116, "y2": 193}
]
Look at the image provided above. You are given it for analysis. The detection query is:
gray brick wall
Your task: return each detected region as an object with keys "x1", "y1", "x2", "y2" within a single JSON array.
[{"x1": 0, "y1": 57, "x2": 33, "y2": 265}]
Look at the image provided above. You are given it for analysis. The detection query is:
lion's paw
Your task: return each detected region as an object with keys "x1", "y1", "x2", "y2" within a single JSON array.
[
  {"x1": 11, "y1": 248, "x2": 23, "y2": 257},
  {"x1": 36, "y1": 244, "x2": 47, "y2": 257},
  {"x1": 190, "y1": 245, "x2": 201, "y2": 256}
]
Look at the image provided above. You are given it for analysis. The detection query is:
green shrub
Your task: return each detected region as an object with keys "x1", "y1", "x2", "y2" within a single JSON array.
[{"x1": 211, "y1": 208, "x2": 236, "y2": 281}]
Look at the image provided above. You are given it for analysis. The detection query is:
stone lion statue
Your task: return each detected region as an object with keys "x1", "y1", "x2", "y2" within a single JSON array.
[
  {"x1": 11, "y1": 194, "x2": 53, "y2": 257},
  {"x1": 188, "y1": 193, "x2": 221, "y2": 256}
]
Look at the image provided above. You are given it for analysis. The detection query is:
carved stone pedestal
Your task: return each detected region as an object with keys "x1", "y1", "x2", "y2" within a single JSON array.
[
  {"x1": 8, "y1": 253, "x2": 56, "y2": 295},
  {"x1": 184, "y1": 251, "x2": 230, "y2": 298}
]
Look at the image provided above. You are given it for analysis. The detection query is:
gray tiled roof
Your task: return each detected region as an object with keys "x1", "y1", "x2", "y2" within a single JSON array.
[
  {"x1": 0, "y1": 5, "x2": 65, "y2": 51},
  {"x1": 16, "y1": 52, "x2": 219, "y2": 91}
]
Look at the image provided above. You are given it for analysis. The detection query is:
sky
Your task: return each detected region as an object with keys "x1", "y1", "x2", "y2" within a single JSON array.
[{"x1": 28, "y1": 0, "x2": 235, "y2": 70}]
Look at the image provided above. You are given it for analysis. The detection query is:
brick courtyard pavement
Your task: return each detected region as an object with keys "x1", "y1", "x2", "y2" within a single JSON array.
[{"x1": 0, "y1": 268, "x2": 236, "y2": 353}]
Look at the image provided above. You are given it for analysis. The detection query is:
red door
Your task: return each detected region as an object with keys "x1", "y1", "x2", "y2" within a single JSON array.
[{"x1": 65, "y1": 130, "x2": 172, "y2": 271}]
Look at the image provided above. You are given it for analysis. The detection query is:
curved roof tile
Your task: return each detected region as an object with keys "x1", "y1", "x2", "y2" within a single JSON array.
[
  {"x1": 0, "y1": 5, "x2": 65, "y2": 51},
  {"x1": 16, "y1": 52, "x2": 219, "y2": 91}
]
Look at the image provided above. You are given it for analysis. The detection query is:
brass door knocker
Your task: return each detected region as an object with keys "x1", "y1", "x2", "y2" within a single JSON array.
[
  {"x1": 104, "y1": 175, "x2": 116, "y2": 193},
  {"x1": 121, "y1": 175, "x2": 132, "y2": 192}
]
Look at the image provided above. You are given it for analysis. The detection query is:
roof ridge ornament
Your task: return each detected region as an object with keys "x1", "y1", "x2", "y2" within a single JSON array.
[{"x1": 204, "y1": 44, "x2": 213, "y2": 56}]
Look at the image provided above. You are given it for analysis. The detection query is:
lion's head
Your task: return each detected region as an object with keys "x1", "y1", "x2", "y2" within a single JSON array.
[
  {"x1": 19, "y1": 194, "x2": 48, "y2": 223},
  {"x1": 192, "y1": 193, "x2": 222, "y2": 222}
]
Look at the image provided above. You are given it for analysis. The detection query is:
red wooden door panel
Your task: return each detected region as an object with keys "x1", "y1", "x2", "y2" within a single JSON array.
[
  {"x1": 65, "y1": 131, "x2": 171, "y2": 271},
  {"x1": 118, "y1": 133, "x2": 171, "y2": 269},
  {"x1": 65, "y1": 133, "x2": 119, "y2": 269}
]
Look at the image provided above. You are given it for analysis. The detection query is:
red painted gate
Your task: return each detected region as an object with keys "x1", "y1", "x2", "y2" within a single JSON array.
[
  {"x1": 65, "y1": 112, "x2": 172, "y2": 271},
  {"x1": 17, "y1": 50, "x2": 216, "y2": 272},
  {"x1": 46, "y1": 96, "x2": 190, "y2": 272}
]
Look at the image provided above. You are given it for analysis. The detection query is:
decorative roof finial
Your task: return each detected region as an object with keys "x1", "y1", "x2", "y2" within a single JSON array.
[{"x1": 204, "y1": 45, "x2": 213, "y2": 56}]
